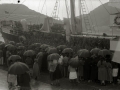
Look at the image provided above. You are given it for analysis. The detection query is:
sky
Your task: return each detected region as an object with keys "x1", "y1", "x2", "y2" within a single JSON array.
[{"x1": 0, "y1": 0, "x2": 109, "y2": 19}]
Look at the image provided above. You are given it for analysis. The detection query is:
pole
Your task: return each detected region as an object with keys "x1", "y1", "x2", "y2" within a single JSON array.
[{"x1": 70, "y1": 0, "x2": 76, "y2": 34}]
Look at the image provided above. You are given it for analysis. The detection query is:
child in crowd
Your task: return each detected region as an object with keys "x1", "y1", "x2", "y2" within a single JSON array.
[
  {"x1": 48, "y1": 60, "x2": 57, "y2": 85},
  {"x1": 68, "y1": 65, "x2": 77, "y2": 86},
  {"x1": 112, "y1": 62, "x2": 119, "y2": 85}
]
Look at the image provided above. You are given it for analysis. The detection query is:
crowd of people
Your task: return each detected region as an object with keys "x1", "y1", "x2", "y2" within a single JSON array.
[{"x1": 0, "y1": 38, "x2": 119, "y2": 90}]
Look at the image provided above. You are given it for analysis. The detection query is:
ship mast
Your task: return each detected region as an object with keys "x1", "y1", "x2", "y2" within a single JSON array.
[
  {"x1": 70, "y1": 0, "x2": 76, "y2": 34},
  {"x1": 70, "y1": 0, "x2": 82, "y2": 35}
]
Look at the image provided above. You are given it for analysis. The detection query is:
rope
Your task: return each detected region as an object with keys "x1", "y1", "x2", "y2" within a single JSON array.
[
  {"x1": 90, "y1": 0, "x2": 99, "y2": 34},
  {"x1": 36, "y1": 0, "x2": 42, "y2": 24},
  {"x1": 41, "y1": 0, "x2": 46, "y2": 13},
  {"x1": 115, "y1": 7, "x2": 120, "y2": 13},
  {"x1": 84, "y1": 0, "x2": 94, "y2": 33},
  {"x1": 51, "y1": 0, "x2": 57, "y2": 17},
  {"x1": 7, "y1": 0, "x2": 27, "y2": 18},
  {"x1": 65, "y1": 0, "x2": 70, "y2": 19},
  {"x1": 56, "y1": 0, "x2": 60, "y2": 20},
  {"x1": 98, "y1": 0, "x2": 111, "y2": 15}
]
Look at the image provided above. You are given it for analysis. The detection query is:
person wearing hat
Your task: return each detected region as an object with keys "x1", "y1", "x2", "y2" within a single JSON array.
[{"x1": 33, "y1": 58, "x2": 40, "y2": 81}]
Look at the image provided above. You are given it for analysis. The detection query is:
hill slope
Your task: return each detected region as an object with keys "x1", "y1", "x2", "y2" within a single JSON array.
[
  {"x1": 0, "y1": 4, "x2": 62, "y2": 24},
  {"x1": 81, "y1": 2, "x2": 120, "y2": 35}
]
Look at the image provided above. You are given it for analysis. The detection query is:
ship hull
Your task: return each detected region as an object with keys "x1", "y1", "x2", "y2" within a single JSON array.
[{"x1": 1, "y1": 30, "x2": 19, "y2": 43}]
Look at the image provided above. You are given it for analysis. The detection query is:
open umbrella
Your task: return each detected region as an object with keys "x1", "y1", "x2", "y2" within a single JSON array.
[
  {"x1": 47, "y1": 53, "x2": 60, "y2": 61},
  {"x1": 9, "y1": 41, "x2": 15, "y2": 45},
  {"x1": 0, "y1": 43, "x2": 5, "y2": 49},
  {"x1": 6, "y1": 44, "x2": 16, "y2": 51},
  {"x1": 29, "y1": 43, "x2": 41, "y2": 50},
  {"x1": 8, "y1": 55, "x2": 21, "y2": 66},
  {"x1": 40, "y1": 44, "x2": 49, "y2": 51},
  {"x1": 17, "y1": 46, "x2": 25, "y2": 50},
  {"x1": 19, "y1": 36, "x2": 26, "y2": 42},
  {"x1": 36, "y1": 52, "x2": 44, "y2": 59},
  {"x1": 78, "y1": 49, "x2": 90, "y2": 58},
  {"x1": 8, "y1": 62, "x2": 29, "y2": 75},
  {"x1": 47, "y1": 47, "x2": 58, "y2": 54},
  {"x1": 69, "y1": 58, "x2": 79, "y2": 68},
  {"x1": 24, "y1": 50, "x2": 35, "y2": 56},
  {"x1": 8, "y1": 55, "x2": 21, "y2": 62},
  {"x1": 16, "y1": 43, "x2": 23, "y2": 47},
  {"x1": 57, "y1": 45, "x2": 67, "y2": 52},
  {"x1": 90, "y1": 48, "x2": 100, "y2": 55},
  {"x1": 63, "y1": 56, "x2": 69, "y2": 64},
  {"x1": 98, "y1": 49, "x2": 111, "y2": 57},
  {"x1": 62, "y1": 48, "x2": 73, "y2": 54}
]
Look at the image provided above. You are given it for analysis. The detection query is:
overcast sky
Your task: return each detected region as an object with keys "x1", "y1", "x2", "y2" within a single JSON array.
[{"x1": 0, "y1": 0, "x2": 109, "y2": 19}]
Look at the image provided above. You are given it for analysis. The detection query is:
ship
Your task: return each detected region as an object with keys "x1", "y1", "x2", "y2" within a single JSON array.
[{"x1": 0, "y1": 0, "x2": 120, "y2": 51}]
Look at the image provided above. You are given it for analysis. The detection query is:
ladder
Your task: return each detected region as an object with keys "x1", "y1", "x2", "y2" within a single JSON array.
[{"x1": 81, "y1": 0, "x2": 92, "y2": 33}]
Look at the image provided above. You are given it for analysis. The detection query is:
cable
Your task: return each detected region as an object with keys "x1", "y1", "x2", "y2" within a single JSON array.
[
  {"x1": 7, "y1": 0, "x2": 26, "y2": 18},
  {"x1": 36, "y1": 0, "x2": 42, "y2": 24},
  {"x1": 90, "y1": 0, "x2": 99, "y2": 34},
  {"x1": 115, "y1": 7, "x2": 120, "y2": 13},
  {"x1": 84, "y1": 0, "x2": 94, "y2": 33},
  {"x1": 41, "y1": 0, "x2": 46, "y2": 13},
  {"x1": 98, "y1": 0, "x2": 111, "y2": 15},
  {"x1": 56, "y1": 0, "x2": 60, "y2": 20}
]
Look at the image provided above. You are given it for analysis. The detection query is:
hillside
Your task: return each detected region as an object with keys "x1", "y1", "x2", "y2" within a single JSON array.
[
  {"x1": 0, "y1": 4, "x2": 62, "y2": 24},
  {"x1": 81, "y1": 2, "x2": 120, "y2": 35}
]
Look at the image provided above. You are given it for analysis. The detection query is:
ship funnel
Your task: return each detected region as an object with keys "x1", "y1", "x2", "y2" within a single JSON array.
[
  {"x1": 21, "y1": 19, "x2": 28, "y2": 32},
  {"x1": 40, "y1": 17, "x2": 53, "y2": 32}
]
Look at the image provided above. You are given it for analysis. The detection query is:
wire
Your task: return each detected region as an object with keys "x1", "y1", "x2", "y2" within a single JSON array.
[
  {"x1": 90, "y1": 0, "x2": 99, "y2": 34},
  {"x1": 56, "y1": 0, "x2": 60, "y2": 20},
  {"x1": 115, "y1": 7, "x2": 120, "y2": 13},
  {"x1": 98, "y1": 0, "x2": 111, "y2": 15},
  {"x1": 7, "y1": 0, "x2": 26, "y2": 18},
  {"x1": 36, "y1": 0, "x2": 42, "y2": 24},
  {"x1": 41, "y1": 0, "x2": 46, "y2": 13},
  {"x1": 84, "y1": 0, "x2": 94, "y2": 33}
]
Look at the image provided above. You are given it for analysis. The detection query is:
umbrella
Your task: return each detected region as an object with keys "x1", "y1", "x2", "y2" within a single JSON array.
[
  {"x1": 8, "y1": 55, "x2": 21, "y2": 62},
  {"x1": 36, "y1": 52, "x2": 44, "y2": 59},
  {"x1": 29, "y1": 43, "x2": 41, "y2": 50},
  {"x1": 47, "y1": 53, "x2": 60, "y2": 61},
  {"x1": 9, "y1": 41, "x2": 15, "y2": 45},
  {"x1": 90, "y1": 48, "x2": 100, "y2": 55},
  {"x1": 98, "y1": 49, "x2": 111, "y2": 57},
  {"x1": 62, "y1": 48, "x2": 73, "y2": 54},
  {"x1": 40, "y1": 44, "x2": 49, "y2": 51},
  {"x1": 19, "y1": 36, "x2": 26, "y2": 41},
  {"x1": 63, "y1": 56, "x2": 69, "y2": 64},
  {"x1": 16, "y1": 43, "x2": 23, "y2": 47},
  {"x1": 57, "y1": 45, "x2": 67, "y2": 52},
  {"x1": 0, "y1": 43, "x2": 5, "y2": 49},
  {"x1": 47, "y1": 47, "x2": 58, "y2": 54},
  {"x1": 78, "y1": 49, "x2": 90, "y2": 58},
  {"x1": 17, "y1": 46, "x2": 25, "y2": 50},
  {"x1": 6, "y1": 44, "x2": 16, "y2": 51},
  {"x1": 69, "y1": 58, "x2": 79, "y2": 68},
  {"x1": 24, "y1": 50, "x2": 35, "y2": 56},
  {"x1": 8, "y1": 62, "x2": 29, "y2": 75}
]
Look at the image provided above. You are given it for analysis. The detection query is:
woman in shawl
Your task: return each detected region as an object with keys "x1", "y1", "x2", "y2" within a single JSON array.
[
  {"x1": 33, "y1": 58, "x2": 40, "y2": 80},
  {"x1": 90, "y1": 54, "x2": 98, "y2": 82},
  {"x1": 53, "y1": 59, "x2": 62, "y2": 86},
  {"x1": 97, "y1": 56, "x2": 107, "y2": 86},
  {"x1": 78, "y1": 56, "x2": 84, "y2": 81},
  {"x1": 106, "y1": 56, "x2": 112, "y2": 83},
  {"x1": 19, "y1": 72, "x2": 31, "y2": 90}
]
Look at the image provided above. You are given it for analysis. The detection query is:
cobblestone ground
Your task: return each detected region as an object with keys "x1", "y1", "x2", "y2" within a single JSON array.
[{"x1": 0, "y1": 66, "x2": 120, "y2": 90}]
